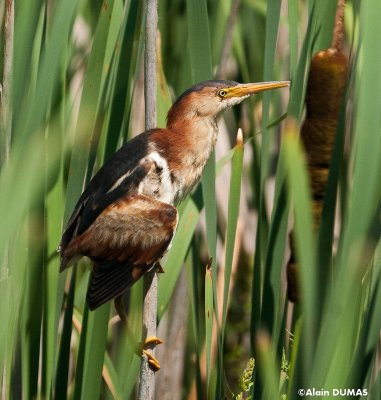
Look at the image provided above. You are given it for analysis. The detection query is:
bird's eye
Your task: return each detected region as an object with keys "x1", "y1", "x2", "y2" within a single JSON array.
[{"x1": 218, "y1": 89, "x2": 227, "y2": 98}]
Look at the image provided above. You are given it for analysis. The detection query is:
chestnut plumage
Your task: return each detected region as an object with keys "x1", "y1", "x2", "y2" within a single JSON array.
[{"x1": 58, "y1": 79, "x2": 289, "y2": 310}]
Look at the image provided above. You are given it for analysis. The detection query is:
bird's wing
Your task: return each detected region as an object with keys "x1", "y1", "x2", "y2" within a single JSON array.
[
  {"x1": 62, "y1": 194, "x2": 178, "y2": 309},
  {"x1": 59, "y1": 161, "x2": 150, "y2": 269},
  {"x1": 59, "y1": 132, "x2": 153, "y2": 263}
]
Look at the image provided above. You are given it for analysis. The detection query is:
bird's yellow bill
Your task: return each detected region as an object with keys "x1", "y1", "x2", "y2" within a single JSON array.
[{"x1": 226, "y1": 81, "x2": 290, "y2": 98}]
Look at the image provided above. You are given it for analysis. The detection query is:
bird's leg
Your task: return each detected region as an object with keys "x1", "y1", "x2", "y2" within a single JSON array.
[
  {"x1": 141, "y1": 264, "x2": 163, "y2": 370},
  {"x1": 114, "y1": 298, "x2": 155, "y2": 368},
  {"x1": 114, "y1": 264, "x2": 164, "y2": 369},
  {"x1": 114, "y1": 295, "x2": 128, "y2": 326},
  {"x1": 115, "y1": 286, "x2": 163, "y2": 370}
]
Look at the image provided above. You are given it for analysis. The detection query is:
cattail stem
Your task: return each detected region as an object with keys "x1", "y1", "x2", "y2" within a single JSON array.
[
  {"x1": 287, "y1": 0, "x2": 348, "y2": 303},
  {"x1": 138, "y1": 0, "x2": 158, "y2": 398},
  {"x1": 331, "y1": 0, "x2": 345, "y2": 52}
]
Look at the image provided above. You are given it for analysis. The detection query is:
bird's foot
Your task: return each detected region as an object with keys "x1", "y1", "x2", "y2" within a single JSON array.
[
  {"x1": 142, "y1": 336, "x2": 163, "y2": 371},
  {"x1": 144, "y1": 336, "x2": 163, "y2": 346}
]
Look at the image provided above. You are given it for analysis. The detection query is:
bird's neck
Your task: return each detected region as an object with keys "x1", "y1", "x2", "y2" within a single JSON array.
[
  {"x1": 164, "y1": 115, "x2": 219, "y2": 200},
  {"x1": 168, "y1": 114, "x2": 218, "y2": 161},
  {"x1": 167, "y1": 113, "x2": 218, "y2": 155}
]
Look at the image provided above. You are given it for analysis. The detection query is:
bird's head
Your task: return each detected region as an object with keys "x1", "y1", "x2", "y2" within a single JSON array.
[{"x1": 167, "y1": 80, "x2": 289, "y2": 127}]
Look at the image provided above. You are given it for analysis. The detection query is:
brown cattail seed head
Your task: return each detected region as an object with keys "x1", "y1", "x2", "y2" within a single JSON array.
[
  {"x1": 287, "y1": 261, "x2": 300, "y2": 303},
  {"x1": 305, "y1": 50, "x2": 348, "y2": 119}
]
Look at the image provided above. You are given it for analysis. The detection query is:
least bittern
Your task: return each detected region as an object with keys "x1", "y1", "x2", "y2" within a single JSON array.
[{"x1": 58, "y1": 80, "x2": 289, "y2": 310}]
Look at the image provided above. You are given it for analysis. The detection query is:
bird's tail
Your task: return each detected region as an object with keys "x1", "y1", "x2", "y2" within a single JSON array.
[{"x1": 87, "y1": 260, "x2": 148, "y2": 310}]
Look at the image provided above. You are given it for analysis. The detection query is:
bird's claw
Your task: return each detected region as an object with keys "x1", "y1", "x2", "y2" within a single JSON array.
[{"x1": 142, "y1": 349, "x2": 161, "y2": 371}]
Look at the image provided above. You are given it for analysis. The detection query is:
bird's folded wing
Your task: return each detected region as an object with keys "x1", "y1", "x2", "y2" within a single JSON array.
[
  {"x1": 59, "y1": 161, "x2": 151, "y2": 256},
  {"x1": 63, "y1": 194, "x2": 178, "y2": 261},
  {"x1": 62, "y1": 194, "x2": 178, "y2": 309}
]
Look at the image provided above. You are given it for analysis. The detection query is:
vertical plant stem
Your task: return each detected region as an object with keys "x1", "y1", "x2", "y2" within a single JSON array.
[
  {"x1": 1, "y1": 0, "x2": 14, "y2": 165},
  {"x1": 144, "y1": 0, "x2": 157, "y2": 130},
  {"x1": 138, "y1": 0, "x2": 158, "y2": 399},
  {"x1": 0, "y1": 3, "x2": 13, "y2": 395},
  {"x1": 215, "y1": 0, "x2": 240, "y2": 79}
]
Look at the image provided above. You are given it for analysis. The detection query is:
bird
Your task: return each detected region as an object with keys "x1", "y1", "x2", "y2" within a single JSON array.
[{"x1": 58, "y1": 79, "x2": 289, "y2": 311}]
